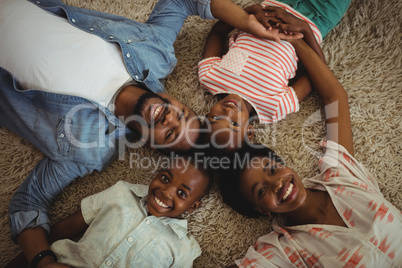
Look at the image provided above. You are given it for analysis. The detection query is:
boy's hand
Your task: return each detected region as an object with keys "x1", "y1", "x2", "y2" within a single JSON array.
[{"x1": 262, "y1": 6, "x2": 309, "y2": 36}]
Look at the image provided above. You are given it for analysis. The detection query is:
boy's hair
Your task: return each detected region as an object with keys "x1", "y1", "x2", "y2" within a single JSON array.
[
  {"x1": 218, "y1": 143, "x2": 283, "y2": 218},
  {"x1": 166, "y1": 151, "x2": 214, "y2": 199}
]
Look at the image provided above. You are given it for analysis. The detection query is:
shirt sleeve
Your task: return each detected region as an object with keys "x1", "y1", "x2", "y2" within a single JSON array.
[
  {"x1": 272, "y1": 86, "x2": 300, "y2": 122},
  {"x1": 81, "y1": 181, "x2": 127, "y2": 225},
  {"x1": 235, "y1": 231, "x2": 295, "y2": 268},
  {"x1": 8, "y1": 157, "x2": 95, "y2": 240},
  {"x1": 314, "y1": 140, "x2": 381, "y2": 193},
  {"x1": 198, "y1": 57, "x2": 221, "y2": 85},
  {"x1": 171, "y1": 235, "x2": 201, "y2": 268}
]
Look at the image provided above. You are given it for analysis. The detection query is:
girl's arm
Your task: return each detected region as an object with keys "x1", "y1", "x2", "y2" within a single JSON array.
[
  {"x1": 202, "y1": 21, "x2": 233, "y2": 59},
  {"x1": 291, "y1": 39, "x2": 354, "y2": 155},
  {"x1": 264, "y1": 6, "x2": 325, "y2": 61}
]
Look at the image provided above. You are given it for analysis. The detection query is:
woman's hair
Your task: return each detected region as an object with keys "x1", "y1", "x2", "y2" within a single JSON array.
[{"x1": 218, "y1": 143, "x2": 283, "y2": 218}]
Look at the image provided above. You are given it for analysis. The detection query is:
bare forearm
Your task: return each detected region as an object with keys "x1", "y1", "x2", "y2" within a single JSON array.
[
  {"x1": 210, "y1": 0, "x2": 250, "y2": 33},
  {"x1": 17, "y1": 227, "x2": 55, "y2": 267},
  {"x1": 302, "y1": 28, "x2": 325, "y2": 62},
  {"x1": 203, "y1": 21, "x2": 233, "y2": 59},
  {"x1": 292, "y1": 39, "x2": 353, "y2": 155},
  {"x1": 48, "y1": 209, "x2": 88, "y2": 244}
]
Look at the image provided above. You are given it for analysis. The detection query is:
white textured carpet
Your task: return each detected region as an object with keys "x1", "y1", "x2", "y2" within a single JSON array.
[{"x1": 0, "y1": 0, "x2": 401, "y2": 267}]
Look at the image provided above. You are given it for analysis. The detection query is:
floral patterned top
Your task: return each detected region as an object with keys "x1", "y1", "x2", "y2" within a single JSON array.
[{"x1": 236, "y1": 141, "x2": 401, "y2": 268}]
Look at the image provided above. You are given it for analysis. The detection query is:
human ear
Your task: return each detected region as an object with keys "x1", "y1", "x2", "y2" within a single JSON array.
[
  {"x1": 247, "y1": 124, "x2": 255, "y2": 140},
  {"x1": 254, "y1": 206, "x2": 271, "y2": 216},
  {"x1": 187, "y1": 201, "x2": 202, "y2": 213}
]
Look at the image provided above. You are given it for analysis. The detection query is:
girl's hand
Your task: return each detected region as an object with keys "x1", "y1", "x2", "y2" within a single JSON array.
[
  {"x1": 262, "y1": 6, "x2": 310, "y2": 36},
  {"x1": 247, "y1": 14, "x2": 303, "y2": 42},
  {"x1": 244, "y1": 5, "x2": 303, "y2": 41}
]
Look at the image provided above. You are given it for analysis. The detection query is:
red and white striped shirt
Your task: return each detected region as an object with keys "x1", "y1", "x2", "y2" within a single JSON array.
[{"x1": 198, "y1": 0, "x2": 322, "y2": 124}]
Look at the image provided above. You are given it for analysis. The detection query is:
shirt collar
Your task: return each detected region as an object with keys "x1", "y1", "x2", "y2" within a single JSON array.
[{"x1": 130, "y1": 184, "x2": 189, "y2": 239}]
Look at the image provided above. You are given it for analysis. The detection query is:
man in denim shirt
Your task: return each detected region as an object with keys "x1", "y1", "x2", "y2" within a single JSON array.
[{"x1": 0, "y1": 0, "x2": 297, "y2": 266}]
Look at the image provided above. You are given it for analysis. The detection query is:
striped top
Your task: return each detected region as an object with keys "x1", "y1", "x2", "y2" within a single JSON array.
[{"x1": 198, "y1": 0, "x2": 322, "y2": 124}]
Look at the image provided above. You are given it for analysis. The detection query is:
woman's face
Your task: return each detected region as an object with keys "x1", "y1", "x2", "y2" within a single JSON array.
[{"x1": 239, "y1": 156, "x2": 307, "y2": 215}]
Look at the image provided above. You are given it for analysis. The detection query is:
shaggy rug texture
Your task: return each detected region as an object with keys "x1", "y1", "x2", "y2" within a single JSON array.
[{"x1": 0, "y1": 0, "x2": 401, "y2": 267}]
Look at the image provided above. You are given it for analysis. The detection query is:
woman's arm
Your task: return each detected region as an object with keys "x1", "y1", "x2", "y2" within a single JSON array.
[{"x1": 291, "y1": 39, "x2": 353, "y2": 155}]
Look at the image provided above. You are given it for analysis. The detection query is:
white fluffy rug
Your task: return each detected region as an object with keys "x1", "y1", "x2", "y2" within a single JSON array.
[{"x1": 0, "y1": 0, "x2": 401, "y2": 267}]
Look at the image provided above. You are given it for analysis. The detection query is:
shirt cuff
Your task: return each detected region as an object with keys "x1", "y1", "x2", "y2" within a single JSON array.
[{"x1": 9, "y1": 210, "x2": 51, "y2": 242}]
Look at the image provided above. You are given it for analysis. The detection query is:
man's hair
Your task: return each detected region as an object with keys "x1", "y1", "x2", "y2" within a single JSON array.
[{"x1": 218, "y1": 143, "x2": 283, "y2": 218}]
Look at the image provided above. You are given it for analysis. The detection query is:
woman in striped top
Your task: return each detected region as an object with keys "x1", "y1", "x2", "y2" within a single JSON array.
[{"x1": 198, "y1": 0, "x2": 350, "y2": 152}]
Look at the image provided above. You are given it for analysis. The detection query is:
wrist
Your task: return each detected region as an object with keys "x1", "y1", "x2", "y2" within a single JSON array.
[
  {"x1": 36, "y1": 256, "x2": 57, "y2": 268},
  {"x1": 30, "y1": 250, "x2": 57, "y2": 268}
]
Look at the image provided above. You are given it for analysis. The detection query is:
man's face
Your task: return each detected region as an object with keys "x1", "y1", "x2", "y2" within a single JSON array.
[{"x1": 132, "y1": 92, "x2": 200, "y2": 152}]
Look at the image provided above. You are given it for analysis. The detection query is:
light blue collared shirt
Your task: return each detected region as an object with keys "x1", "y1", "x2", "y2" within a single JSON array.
[{"x1": 51, "y1": 181, "x2": 201, "y2": 268}]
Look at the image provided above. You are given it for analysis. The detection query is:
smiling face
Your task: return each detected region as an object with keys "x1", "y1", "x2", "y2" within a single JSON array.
[
  {"x1": 147, "y1": 159, "x2": 209, "y2": 218},
  {"x1": 206, "y1": 94, "x2": 254, "y2": 152},
  {"x1": 239, "y1": 157, "x2": 306, "y2": 215},
  {"x1": 133, "y1": 92, "x2": 201, "y2": 152}
]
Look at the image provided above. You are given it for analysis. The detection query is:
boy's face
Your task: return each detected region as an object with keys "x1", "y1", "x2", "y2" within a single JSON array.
[
  {"x1": 206, "y1": 94, "x2": 254, "y2": 152},
  {"x1": 239, "y1": 157, "x2": 306, "y2": 215},
  {"x1": 147, "y1": 160, "x2": 208, "y2": 218}
]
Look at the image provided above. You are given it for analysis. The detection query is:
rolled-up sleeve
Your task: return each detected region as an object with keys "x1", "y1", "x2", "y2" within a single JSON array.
[{"x1": 8, "y1": 157, "x2": 95, "y2": 240}]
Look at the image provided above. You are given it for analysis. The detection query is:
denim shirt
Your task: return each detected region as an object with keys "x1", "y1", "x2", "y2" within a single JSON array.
[
  {"x1": 31, "y1": 0, "x2": 215, "y2": 93},
  {"x1": 2, "y1": 0, "x2": 215, "y2": 239}
]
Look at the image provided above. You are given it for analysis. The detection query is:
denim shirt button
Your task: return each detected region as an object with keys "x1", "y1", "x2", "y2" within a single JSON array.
[
  {"x1": 126, "y1": 53, "x2": 130, "y2": 58},
  {"x1": 89, "y1": 28, "x2": 94, "y2": 31},
  {"x1": 60, "y1": 133, "x2": 65, "y2": 138},
  {"x1": 127, "y1": 40, "x2": 132, "y2": 43},
  {"x1": 105, "y1": 260, "x2": 112, "y2": 266},
  {"x1": 71, "y1": 19, "x2": 76, "y2": 23},
  {"x1": 36, "y1": 1, "x2": 40, "y2": 3},
  {"x1": 109, "y1": 36, "x2": 114, "y2": 39},
  {"x1": 127, "y1": 236, "x2": 133, "y2": 243},
  {"x1": 134, "y1": 75, "x2": 139, "y2": 80},
  {"x1": 145, "y1": 219, "x2": 151, "y2": 225}
]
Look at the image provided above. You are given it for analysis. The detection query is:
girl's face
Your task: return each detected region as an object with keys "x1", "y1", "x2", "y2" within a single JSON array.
[
  {"x1": 206, "y1": 94, "x2": 254, "y2": 151},
  {"x1": 239, "y1": 157, "x2": 307, "y2": 215}
]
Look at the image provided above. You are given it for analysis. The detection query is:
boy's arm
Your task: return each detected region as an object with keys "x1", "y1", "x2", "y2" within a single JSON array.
[{"x1": 291, "y1": 39, "x2": 354, "y2": 155}]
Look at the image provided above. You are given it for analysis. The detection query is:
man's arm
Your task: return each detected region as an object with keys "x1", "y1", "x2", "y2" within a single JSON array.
[
  {"x1": 291, "y1": 39, "x2": 354, "y2": 155},
  {"x1": 48, "y1": 209, "x2": 88, "y2": 244},
  {"x1": 9, "y1": 158, "x2": 97, "y2": 267}
]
